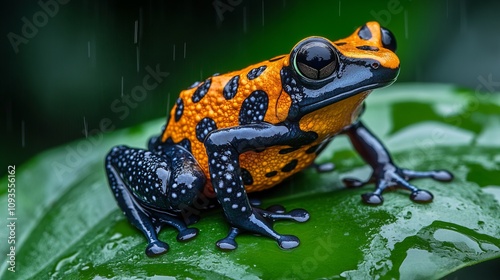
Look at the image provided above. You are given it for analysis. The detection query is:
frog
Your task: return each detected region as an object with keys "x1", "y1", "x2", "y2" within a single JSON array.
[{"x1": 105, "y1": 21, "x2": 453, "y2": 257}]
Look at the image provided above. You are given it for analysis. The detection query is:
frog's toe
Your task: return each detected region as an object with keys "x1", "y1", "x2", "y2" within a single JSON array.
[
  {"x1": 432, "y1": 170, "x2": 453, "y2": 182},
  {"x1": 401, "y1": 168, "x2": 454, "y2": 182},
  {"x1": 216, "y1": 238, "x2": 238, "y2": 251},
  {"x1": 278, "y1": 235, "x2": 300, "y2": 249},
  {"x1": 177, "y1": 227, "x2": 199, "y2": 241},
  {"x1": 257, "y1": 207, "x2": 310, "y2": 223},
  {"x1": 249, "y1": 198, "x2": 262, "y2": 207},
  {"x1": 361, "y1": 192, "x2": 384, "y2": 205},
  {"x1": 216, "y1": 227, "x2": 240, "y2": 251},
  {"x1": 288, "y1": 209, "x2": 310, "y2": 222},
  {"x1": 410, "y1": 189, "x2": 433, "y2": 203},
  {"x1": 145, "y1": 240, "x2": 169, "y2": 257}
]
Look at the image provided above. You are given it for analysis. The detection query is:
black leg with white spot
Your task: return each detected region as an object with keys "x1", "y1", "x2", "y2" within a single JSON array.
[
  {"x1": 204, "y1": 123, "x2": 314, "y2": 250},
  {"x1": 105, "y1": 143, "x2": 206, "y2": 256},
  {"x1": 343, "y1": 121, "x2": 453, "y2": 205}
]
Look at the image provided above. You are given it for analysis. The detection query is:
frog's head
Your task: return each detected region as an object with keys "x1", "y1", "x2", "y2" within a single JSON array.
[{"x1": 282, "y1": 21, "x2": 400, "y2": 120}]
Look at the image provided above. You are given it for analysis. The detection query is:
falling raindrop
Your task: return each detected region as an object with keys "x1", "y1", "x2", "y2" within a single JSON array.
[
  {"x1": 134, "y1": 18, "x2": 140, "y2": 72},
  {"x1": 283, "y1": 0, "x2": 286, "y2": 7},
  {"x1": 183, "y1": 42, "x2": 187, "y2": 59},
  {"x1": 136, "y1": 46, "x2": 140, "y2": 73},
  {"x1": 83, "y1": 117, "x2": 88, "y2": 138},
  {"x1": 338, "y1": 0, "x2": 341, "y2": 17},
  {"x1": 173, "y1": 44, "x2": 176, "y2": 61},
  {"x1": 134, "y1": 20, "x2": 139, "y2": 44},
  {"x1": 121, "y1": 76, "x2": 124, "y2": 97}
]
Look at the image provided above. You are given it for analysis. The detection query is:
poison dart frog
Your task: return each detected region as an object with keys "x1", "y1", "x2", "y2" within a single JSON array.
[{"x1": 105, "y1": 21, "x2": 453, "y2": 257}]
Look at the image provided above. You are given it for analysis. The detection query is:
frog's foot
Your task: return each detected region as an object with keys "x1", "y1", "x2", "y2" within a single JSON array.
[
  {"x1": 152, "y1": 211, "x2": 199, "y2": 242},
  {"x1": 343, "y1": 166, "x2": 453, "y2": 205},
  {"x1": 146, "y1": 240, "x2": 169, "y2": 257},
  {"x1": 216, "y1": 206, "x2": 309, "y2": 251}
]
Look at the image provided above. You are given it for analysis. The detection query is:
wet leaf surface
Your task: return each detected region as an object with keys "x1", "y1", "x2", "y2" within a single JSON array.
[{"x1": 1, "y1": 84, "x2": 499, "y2": 279}]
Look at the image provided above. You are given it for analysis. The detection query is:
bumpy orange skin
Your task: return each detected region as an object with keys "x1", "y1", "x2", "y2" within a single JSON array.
[{"x1": 162, "y1": 21, "x2": 398, "y2": 193}]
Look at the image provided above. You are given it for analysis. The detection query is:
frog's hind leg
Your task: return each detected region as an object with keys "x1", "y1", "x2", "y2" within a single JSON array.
[
  {"x1": 106, "y1": 144, "x2": 207, "y2": 256},
  {"x1": 105, "y1": 147, "x2": 169, "y2": 257}
]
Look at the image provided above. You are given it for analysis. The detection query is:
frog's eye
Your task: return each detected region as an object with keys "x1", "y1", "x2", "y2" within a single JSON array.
[
  {"x1": 381, "y1": 27, "x2": 397, "y2": 52},
  {"x1": 293, "y1": 38, "x2": 337, "y2": 80}
]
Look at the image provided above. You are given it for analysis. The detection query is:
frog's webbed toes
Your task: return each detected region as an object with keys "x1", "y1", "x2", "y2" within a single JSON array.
[
  {"x1": 278, "y1": 235, "x2": 300, "y2": 249},
  {"x1": 409, "y1": 189, "x2": 434, "y2": 203},
  {"x1": 177, "y1": 227, "x2": 199, "y2": 242},
  {"x1": 402, "y1": 169, "x2": 453, "y2": 182},
  {"x1": 361, "y1": 192, "x2": 384, "y2": 205},
  {"x1": 146, "y1": 240, "x2": 169, "y2": 257},
  {"x1": 257, "y1": 206, "x2": 310, "y2": 223}
]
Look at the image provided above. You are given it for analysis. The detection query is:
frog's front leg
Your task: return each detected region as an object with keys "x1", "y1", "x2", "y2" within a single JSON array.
[
  {"x1": 105, "y1": 144, "x2": 204, "y2": 256},
  {"x1": 343, "y1": 121, "x2": 453, "y2": 204},
  {"x1": 204, "y1": 123, "x2": 311, "y2": 250}
]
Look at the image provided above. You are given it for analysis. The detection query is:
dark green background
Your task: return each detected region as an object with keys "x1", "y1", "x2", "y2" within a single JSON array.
[{"x1": 2, "y1": 0, "x2": 500, "y2": 172}]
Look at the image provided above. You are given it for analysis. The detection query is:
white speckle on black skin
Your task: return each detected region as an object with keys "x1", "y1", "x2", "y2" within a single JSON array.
[
  {"x1": 192, "y1": 78, "x2": 212, "y2": 103},
  {"x1": 196, "y1": 117, "x2": 218, "y2": 142},
  {"x1": 223, "y1": 75, "x2": 240, "y2": 100},
  {"x1": 239, "y1": 90, "x2": 269, "y2": 125},
  {"x1": 247, "y1": 65, "x2": 267, "y2": 80},
  {"x1": 174, "y1": 98, "x2": 184, "y2": 122}
]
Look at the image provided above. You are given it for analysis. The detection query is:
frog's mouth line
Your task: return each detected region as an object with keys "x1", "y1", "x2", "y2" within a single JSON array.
[{"x1": 299, "y1": 80, "x2": 395, "y2": 115}]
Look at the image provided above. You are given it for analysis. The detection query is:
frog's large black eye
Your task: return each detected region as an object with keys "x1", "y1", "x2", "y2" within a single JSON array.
[
  {"x1": 293, "y1": 38, "x2": 337, "y2": 80},
  {"x1": 381, "y1": 27, "x2": 397, "y2": 52}
]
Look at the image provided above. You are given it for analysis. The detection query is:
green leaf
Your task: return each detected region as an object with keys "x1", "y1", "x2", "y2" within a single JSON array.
[{"x1": 1, "y1": 84, "x2": 499, "y2": 279}]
